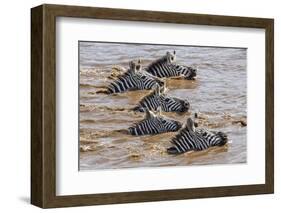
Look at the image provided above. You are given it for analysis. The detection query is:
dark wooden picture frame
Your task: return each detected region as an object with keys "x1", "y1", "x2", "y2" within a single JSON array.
[{"x1": 31, "y1": 4, "x2": 274, "y2": 208}]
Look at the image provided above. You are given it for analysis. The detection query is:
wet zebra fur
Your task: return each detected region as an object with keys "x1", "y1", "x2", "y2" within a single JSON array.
[
  {"x1": 133, "y1": 83, "x2": 190, "y2": 113},
  {"x1": 145, "y1": 51, "x2": 197, "y2": 80},
  {"x1": 167, "y1": 118, "x2": 228, "y2": 154},
  {"x1": 107, "y1": 60, "x2": 164, "y2": 94},
  {"x1": 128, "y1": 108, "x2": 182, "y2": 136}
]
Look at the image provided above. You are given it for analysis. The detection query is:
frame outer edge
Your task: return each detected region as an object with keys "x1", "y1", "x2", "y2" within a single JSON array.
[
  {"x1": 265, "y1": 19, "x2": 274, "y2": 193},
  {"x1": 31, "y1": 5, "x2": 44, "y2": 208},
  {"x1": 43, "y1": 4, "x2": 57, "y2": 208},
  {"x1": 30, "y1": 4, "x2": 274, "y2": 208}
]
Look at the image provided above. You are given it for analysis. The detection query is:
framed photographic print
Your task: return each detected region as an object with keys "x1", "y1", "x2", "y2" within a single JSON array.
[{"x1": 31, "y1": 4, "x2": 274, "y2": 208}]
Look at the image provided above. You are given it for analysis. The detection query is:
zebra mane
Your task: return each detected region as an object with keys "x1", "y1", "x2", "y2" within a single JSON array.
[
  {"x1": 111, "y1": 69, "x2": 133, "y2": 84},
  {"x1": 138, "y1": 83, "x2": 166, "y2": 103},
  {"x1": 171, "y1": 118, "x2": 199, "y2": 146},
  {"x1": 171, "y1": 127, "x2": 187, "y2": 144},
  {"x1": 130, "y1": 108, "x2": 155, "y2": 127},
  {"x1": 141, "y1": 69, "x2": 164, "y2": 81},
  {"x1": 172, "y1": 118, "x2": 195, "y2": 139},
  {"x1": 114, "y1": 63, "x2": 139, "y2": 81},
  {"x1": 147, "y1": 51, "x2": 176, "y2": 68}
]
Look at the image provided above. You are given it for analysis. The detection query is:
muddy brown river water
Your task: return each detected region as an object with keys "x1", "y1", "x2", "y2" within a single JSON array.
[{"x1": 79, "y1": 42, "x2": 247, "y2": 170}]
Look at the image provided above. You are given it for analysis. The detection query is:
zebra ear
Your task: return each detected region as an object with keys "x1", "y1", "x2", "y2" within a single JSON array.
[
  {"x1": 186, "y1": 118, "x2": 195, "y2": 132},
  {"x1": 136, "y1": 64, "x2": 141, "y2": 71},
  {"x1": 173, "y1": 50, "x2": 176, "y2": 55},
  {"x1": 134, "y1": 59, "x2": 141, "y2": 71},
  {"x1": 129, "y1": 61, "x2": 134, "y2": 69},
  {"x1": 129, "y1": 61, "x2": 137, "y2": 73},
  {"x1": 159, "y1": 81, "x2": 167, "y2": 94},
  {"x1": 156, "y1": 106, "x2": 162, "y2": 116},
  {"x1": 154, "y1": 84, "x2": 161, "y2": 95},
  {"x1": 144, "y1": 108, "x2": 155, "y2": 119},
  {"x1": 151, "y1": 83, "x2": 158, "y2": 91}
]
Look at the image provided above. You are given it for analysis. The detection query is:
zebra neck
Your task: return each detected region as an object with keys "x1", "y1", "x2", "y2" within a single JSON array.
[{"x1": 144, "y1": 92, "x2": 162, "y2": 103}]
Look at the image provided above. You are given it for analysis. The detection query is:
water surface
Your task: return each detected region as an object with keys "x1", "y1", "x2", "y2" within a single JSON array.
[{"x1": 79, "y1": 42, "x2": 247, "y2": 170}]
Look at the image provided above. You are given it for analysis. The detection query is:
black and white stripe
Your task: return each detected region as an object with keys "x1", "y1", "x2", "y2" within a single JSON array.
[
  {"x1": 133, "y1": 84, "x2": 190, "y2": 113},
  {"x1": 167, "y1": 118, "x2": 228, "y2": 154},
  {"x1": 107, "y1": 60, "x2": 164, "y2": 94},
  {"x1": 145, "y1": 51, "x2": 197, "y2": 80},
  {"x1": 128, "y1": 108, "x2": 182, "y2": 136}
]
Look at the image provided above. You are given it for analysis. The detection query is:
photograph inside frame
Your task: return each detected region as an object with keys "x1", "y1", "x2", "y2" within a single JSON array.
[{"x1": 79, "y1": 41, "x2": 247, "y2": 170}]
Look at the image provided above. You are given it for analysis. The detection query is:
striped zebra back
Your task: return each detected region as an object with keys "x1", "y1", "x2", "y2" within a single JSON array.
[
  {"x1": 128, "y1": 108, "x2": 182, "y2": 136},
  {"x1": 133, "y1": 83, "x2": 190, "y2": 113},
  {"x1": 145, "y1": 51, "x2": 197, "y2": 79},
  {"x1": 145, "y1": 51, "x2": 177, "y2": 78},
  {"x1": 107, "y1": 60, "x2": 164, "y2": 94},
  {"x1": 167, "y1": 118, "x2": 228, "y2": 154}
]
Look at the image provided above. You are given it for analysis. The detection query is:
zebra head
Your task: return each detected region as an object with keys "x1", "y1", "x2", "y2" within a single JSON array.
[
  {"x1": 133, "y1": 83, "x2": 190, "y2": 113},
  {"x1": 211, "y1": 131, "x2": 228, "y2": 146},
  {"x1": 186, "y1": 118, "x2": 228, "y2": 148},
  {"x1": 167, "y1": 117, "x2": 228, "y2": 154},
  {"x1": 165, "y1": 51, "x2": 197, "y2": 80},
  {"x1": 107, "y1": 59, "x2": 164, "y2": 94},
  {"x1": 165, "y1": 50, "x2": 176, "y2": 63},
  {"x1": 128, "y1": 59, "x2": 164, "y2": 89},
  {"x1": 175, "y1": 65, "x2": 197, "y2": 80},
  {"x1": 145, "y1": 51, "x2": 198, "y2": 80},
  {"x1": 192, "y1": 114, "x2": 227, "y2": 146},
  {"x1": 128, "y1": 107, "x2": 182, "y2": 136},
  {"x1": 128, "y1": 59, "x2": 142, "y2": 72}
]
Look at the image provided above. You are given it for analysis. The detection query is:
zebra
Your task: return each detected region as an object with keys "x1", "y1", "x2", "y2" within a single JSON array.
[
  {"x1": 133, "y1": 83, "x2": 190, "y2": 113},
  {"x1": 167, "y1": 117, "x2": 228, "y2": 154},
  {"x1": 145, "y1": 51, "x2": 197, "y2": 80},
  {"x1": 128, "y1": 107, "x2": 182, "y2": 136},
  {"x1": 107, "y1": 60, "x2": 164, "y2": 94}
]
